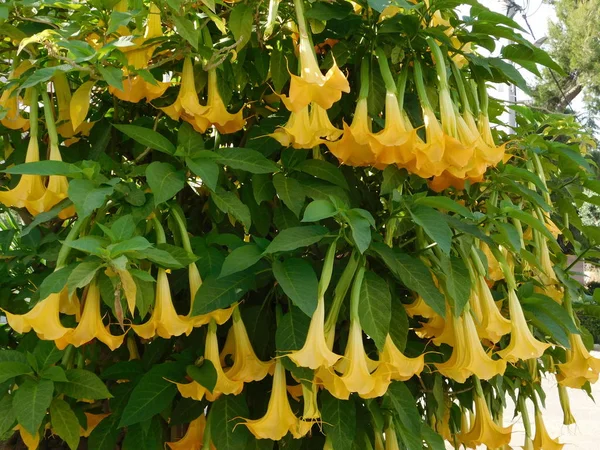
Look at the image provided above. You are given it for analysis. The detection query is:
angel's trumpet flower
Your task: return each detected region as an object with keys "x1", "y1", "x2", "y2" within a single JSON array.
[
  {"x1": 537, "y1": 237, "x2": 558, "y2": 285},
  {"x1": 59, "y1": 289, "x2": 81, "y2": 320},
  {"x1": 133, "y1": 268, "x2": 192, "y2": 339},
  {"x1": 203, "y1": 69, "x2": 245, "y2": 134},
  {"x1": 532, "y1": 411, "x2": 563, "y2": 450},
  {"x1": 557, "y1": 384, "x2": 576, "y2": 425},
  {"x1": 26, "y1": 91, "x2": 76, "y2": 219},
  {"x1": 283, "y1": 0, "x2": 349, "y2": 112},
  {"x1": 242, "y1": 359, "x2": 302, "y2": 440},
  {"x1": 298, "y1": 381, "x2": 320, "y2": 436},
  {"x1": 435, "y1": 313, "x2": 506, "y2": 383},
  {"x1": 4, "y1": 290, "x2": 72, "y2": 341},
  {"x1": 160, "y1": 58, "x2": 210, "y2": 132},
  {"x1": 480, "y1": 242, "x2": 504, "y2": 282},
  {"x1": 459, "y1": 391, "x2": 512, "y2": 448},
  {"x1": 167, "y1": 415, "x2": 206, "y2": 450},
  {"x1": 220, "y1": 307, "x2": 272, "y2": 382},
  {"x1": 270, "y1": 106, "x2": 316, "y2": 149},
  {"x1": 15, "y1": 425, "x2": 39, "y2": 450},
  {"x1": 109, "y1": 3, "x2": 169, "y2": 103},
  {"x1": 0, "y1": 61, "x2": 31, "y2": 130},
  {"x1": 0, "y1": 88, "x2": 46, "y2": 209},
  {"x1": 430, "y1": 304, "x2": 456, "y2": 347},
  {"x1": 53, "y1": 73, "x2": 94, "y2": 139},
  {"x1": 477, "y1": 81, "x2": 505, "y2": 166},
  {"x1": 371, "y1": 54, "x2": 417, "y2": 168},
  {"x1": 497, "y1": 289, "x2": 551, "y2": 363},
  {"x1": 55, "y1": 282, "x2": 125, "y2": 351},
  {"x1": 187, "y1": 262, "x2": 233, "y2": 326},
  {"x1": 379, "y1": 335, "x2": 424, "y2": 381},
  {"x1": 557, "y1": 333, "x2": 600, "y2": 388},
  {"x1": 384, "y1": 422, "x2": 400, "y2": 450},
  {"x1": 469, "y1": 275, "x2": 511, "y2": 343},
  {"x1": 405, "y1": 296, "x2": 436, "y2": 318},
  {"x1": 176, "y1": 320, "x2": 243, "y2": 401}
]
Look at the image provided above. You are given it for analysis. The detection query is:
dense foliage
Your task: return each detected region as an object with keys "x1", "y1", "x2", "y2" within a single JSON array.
[{"x1": 0, "y1": 0, "x2": 599, "y2": 449}]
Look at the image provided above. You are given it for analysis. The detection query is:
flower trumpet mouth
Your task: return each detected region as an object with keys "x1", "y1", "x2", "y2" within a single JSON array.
[
  {"x1": 557, "y1": 333, "x2": 600, "y2": 388},
  {"x1": 459, "y1": 392, "x2": 512, "y2": 448}
]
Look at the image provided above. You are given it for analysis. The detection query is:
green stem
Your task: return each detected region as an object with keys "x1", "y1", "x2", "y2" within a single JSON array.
[
  {"x1": 201, "y1": 26, "x2": 213, "y2": 47},
  {"x1": 56, "y1": 219, "x2": 88, "y2": 269},
  {"x1": 468, "y1": 79, "x2": 480, "y2": 115},
  {"x1": 349, "y1": 263, "x2": 365, "y2": 321},
  {"x1": 263, "y1": 0, "x2": 280, "y2": 39},
  {"x1": 318, "y1": 240, "x2": 337, "y2": 300},
  {"x1": 28, "y1": 86, "x2": 39, "y2": 140},
  {"x1": 518, "y1": 396, "x2": 533, "y2": 439},
  {"x1": 473, "y1": 376, "x2": 484, "y2": 398},
  {"x1": 450, "y1": 60, "x2": 471, "y2": 114},
  {"x1": 492, "y1": 246, "x2": 517, "y2": 290},
  {"x1": 469, "y1": 245, "x2": 487, "y2": 277},
  {"x1": 40, "y1": 90, "x2": 59, "y2": 147},
  {"x1": 170, "y1": 206, "x2": 193, "y2": 253},
  {"x1": 359, "y1": 57, "x2": 370, "y2": 100},
  {"x1": 413, "y1": 60, "x2": 433, "y2": 110},
  {"x1": 425, "y1": 37, "x2": 448, "y2": 90},
  {"x1": 477, "y1": 79, "x2": 489, "y2": 115},
  {"x1": 152, "y1": 216, "x2": 166, "y2": 245},
  {"x1": 324, "y1": 250, "x2": 359, "y2": 335},
  {"x1": 293, "y1": 0, "x2": 308, "y2": 38},
  {"x1": 396, "y1": 65, "x2": 409, "y2": 111},
  {"x1": 375, "y1": 48, "x2": 396, "y2": 94}
]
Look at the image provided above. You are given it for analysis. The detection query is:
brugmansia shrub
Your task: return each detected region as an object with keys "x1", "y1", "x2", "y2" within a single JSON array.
[{"x1": 0, "y1": 0, "x2": 599, "y2": 449}]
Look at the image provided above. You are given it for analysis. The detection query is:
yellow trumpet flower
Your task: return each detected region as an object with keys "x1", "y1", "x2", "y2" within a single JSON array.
[
  {"x1": 557, "y1": 333, "x2": 600, "y2": 388},
  {"x1": 80, "y1": 413, "x2": 110, "y2": 438},
  {"x1": 497, "y1": 289, "x2": 551, "y2": 363},
  {"x1": 326, "y1": 98, "x2": 376, "y2": 167},
  {"x1": 379, "y1": 335, "x2": 424, "y2": 381},
  {"x1": 384, "y1": 422, "x2": 400, "y2": 450},
  {"x1": 15, "y1": 425, "x2": 39, "y2": 450},
  {"x1": 532, "y1": 412, "x2": 563, "y2": 450},
  {"x1": 220, "y1": 308, "x2": 272, "y2": 382},
  {"x1": 187, "y1": 262, "x2": 233, "y2": 327},
  {"x1": 53, "y1": 74, "x2": 94, "y2": 139},
  {"x1": 160, "y1": 58, "x2": 210, "y2": 132},
  {"x1": 469, "y1": 276, "x2": 511, "y2": 343},
  {"x1": 405, "y1": 295, "x2": 436, "y2": 318},
  {"x1": 58, "y1": 289, "x2": 81, "y2": 320},
  {"x1": 4, "y1": 290, "x2": 72, "y2": 341},
  {"x1": 132, "y1": 269, "x2": 192, "y2": 339},
  {"x1": 481, "y1": 242, "x2": 504, "y2": 282},
  {"x1": 284, "y1": 0, "x2": 349, "y2": 112},
  {"x1": 55, "y1": 282, "x2": 125, "y2": 351},
  {"x1": 297, "y1": 381, "x2": 320, "y2": 436},
  {"x1": 167, "y1": 415, "x2": 206, "y2": 450},
  {"x1": 288, "y1": 296, "x2": 341, "y2": 370},
  {"x1": 271, "y1": 103, "x2": 341, "y2": 149},
  {"x1": 0, "y1": 61, "x2": 32, "y2": 131},
  {"x1": 203, "y1": 70, "x2": 245, "y2": 134},
  {"x1": 435, "y1": 313, "x2": 506, "y2": 383},
  {"x1": 557, "y1": 384, "x2": 576, "y2": 425},
  {"x1": 242, "y1": 359, "x2": 302, "y2": 440},
  {"x1": 176, "y1": 320, "x2": 243, "y2": 401},
  {"x1": 459, "y1": 394, "x2": 512, "y2": 448}
]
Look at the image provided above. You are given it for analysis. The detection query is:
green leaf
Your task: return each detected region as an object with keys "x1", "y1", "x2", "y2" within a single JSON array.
[
  {"x1": 111, "y1": 215, "x2": 136, "y2": 241},
  {"x1": 359, "y1": 271, "x2": 391, "y2": 351},
  {"x1": 187, "y1": 361, "x2": 217, "y2": 393},
  {"x1": 414, "y1": 196, "x2": 474, "y2": 219},
  {"x1": 302, "y1": 199, "x2": 338, "y2": 222},
  {"x1": 273, "y1": 258, "x2": 318, "y2": 317},
  {"x1": 172, "y1": 15, "x2": 199, "y2": 49},
  {"x1": 229, "y1": 3, "x2": 253, "y2": 50},
  {"x1": 40, "y1": 366, "x2": 68, "y2": 382},
  {"x1": 13, "y1": 379, "x2": 54, "y2": 435},
  {"x1": 101, "y1": 360, "x2": 145, "y2": 381},
  {"x1": 321, "y1": 391, "x2": 356, "y2": 450},
  {"x1": 389, "y1": 296, "x2": 409, "y2": 351},
  {"x1": 119, "y1": 362, "x2": 185, "y2": 428},
  {"x1": 372, "y1": 243, "x2": 445, "y2": 317},
  {"x1": 139, "y1": 247, "x2": 186, "y2": 269},
  {"x1": 65, "y1": 236, "x2": 109, "y2": 255},
  {"x1": 409, "y1": 205, "x2": 452, "y2": 254},
  {"x1": 273, "y1": 173, "x2": 305, "y2": 218},
  {"x1": 114, "y1": 124, "x2": 176, "y2": 155},
  {"x1": 33, "y1": 340, "x2": 63, "y2": 369},
  {"x1": 146, "y1": 162, "x2": 186, "y2": 206},
  {"x1": 4, "y1": 160, "x2": 82, "y2": 176},
  {"x1": 219, "y1": 244, "x2": 263, "y2": 278},
  {"x1": 0, "y1": 395, "x2": 16, "y2": 436},
  {"x1": 50, "y1": 398, "x2": 80, "y2": 450},
  {"x1": 385, "y1": 382, "x2": 422, "y2": 450},
  {"x1": 522, "y1": 295, "x2": 579, "y2": 348},
  {"x1": 67, "y1": 261, "x2": 102, "y2": 294},
  {"x1": 0, "y1": 361, "x2": 33, "y2": 384},
  {"x1": 178, "y1": 122, "x2": 205, "y2": 153},
  {"x1": 270, "y1": 46, "x2": 290, "y2": 93},
  {"x1": 441, "y1": 255, "x2": 471, "y2": 317},
  {"x1": 88, "y1": 413, "x2": 120, "y2": 450},
  {"x1": 296, "y1": 159, "x2": 349, "y2": 190},
  {"x1": 275, "y1": 307, "x2": 310, "y2": 351},
  {"x1": 265, "y1": 225, "x2": 329, "y2": 254},
  {"x1": 97, "y1": 65, "x2": 124, "y2": 91},
  {"x1": 20, "y1": 199, "x2": 74, "y2": 237},
  {"x1": 68, "y1": 179, "x2": 114, "y2": 218},
  {"x1": 39, "y1": 265, "x2": 75, "y2": 301},
  {"x1": 186, "y1": 157, "x2": 219, "y2": 192},
  {"x1": 210, "y1": 394, "x2": 250, "y2": 449},
  {"x1": 170, "y1": 398, "x2": 205, "y2": 426},
  {"x1": 22, "y1": 65, "x2": 73, "y2": 88},
  {"x1": 216, "y1": 148, "x2": 279, "y2": 174},
  {"x1": 501, "y1": 207, "x2": 559, "y2": 251},
  {"x1": 192, "y1": 272, "x2": 253, "y2": 315},
  {"x1": 345, "y1": 209, "x2": 372, "y2": 254},
  {"x1": 212, "y1": 188, "x2": 252, "y2": 229},
  {"x1": 252, "y1": 173, "x2": 275, "y2": 204},
  {"x1": 58, "y1": 369, "x2": 112, "y2": 400},
  {"x1": 502, "y1": 43, "x2": 565, "y2": 76},
  {"x1": 108, "y1": 236, "x2": 153, "y2": 257}
]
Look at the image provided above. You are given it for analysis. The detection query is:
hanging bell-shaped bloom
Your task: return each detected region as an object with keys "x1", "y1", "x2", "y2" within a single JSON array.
[
  {"x1": 288, "y1": 296, "x2": 341, "y2": 370},
  {"x1": 176, "y1": 320, "x2": 244, "y2": 401},
  {"x1": 80, "y1": 413, "x2": 110, "y2": 438},
  {"x1": 284, "y1": 0, "x2": 349, "y2": 112},
  {"x1": 187, "y1": 262, "x2": 233, "y2": 327},
  {"x1": 326, "y1": 98, "x2": 376, "y2": 167},
  {"x1": 160, "y1": 58, "x2": 210, "y2": 132},
  {"x1": 55, "y1": 282, "x2": 125, "y2": 351},
  {"x1": 469, "y1": 276, "x2": 511, "y2": 343},
  {"x1": 270, "y1": 106, "x2": 317, "y2": 149},
  {"x1": 537, "y1": 237, "x2": 558, "y2": 285},
  {"x1": 202, "y1": 70, "x2": 245, "y2": 134},
  {"x1": 0, "y1": 61, "x2": 32, "y2": 131},
  {"x1": 497, "y1": 289, "x2": 551, "y2": 363},
  {"x1": 532, "y1": 411, "x2": 563, "y2": 450},
  {"x1": 132, "y1": 269, "x2": 192, "y2": 339},
  {"x1": 459, "y1": 393, "x2": 512, "y2": 449},
  {"x1": 220, "y1": 308, "x2": 272, "y2": 382},
  {"x1": 557, "y1": 384, "x2": 576, "y2": 425},
  {"x1": 297, "y1": 380, "x2": 320, "y2": 437},
  {"x1": 379, "y1": 335, "x2": 424, "y2": 381},
  {"x1": 242, "y1": 359, "x2": 302, "y2": 440},
  {"x1": 167, "y1": 415, "x2": 206, "y2": 450},
  {"x1": 480, "y1": 242, "x2": 504, "y2": 282},
  {"x1": 384, "y1": 422, "x2": 400, "y2": 450},
  {"x1": 557, "y1": 333, "x2": 600, "y2": 388},
  {"x1": 58, "y1": 289, "x2": 81, "y2": 320},
  {"x1": 4, "y1": 291, "x2": 72, "y2": 341},
  {"x1": 436, "y1": 313, "x2": 506, "y2": 383},
  {"x1": 53, "y1": 73, "x2": 94, "y2": 139}
]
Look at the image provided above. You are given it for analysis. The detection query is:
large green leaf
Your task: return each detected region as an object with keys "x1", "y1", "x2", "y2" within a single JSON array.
[
  {"x1": 0, "y1": 395, "x2": 16, "y2": 436},
  {"x1": 273, "y1": 173, "x2": 305, "y2": 218},
  {"x1": 13, "y1": 379, "x2": 54, "y2": 435},
  {"x1": 359, "y1": 271, "x2": 391, "y2": 351},
  {"x1": 441, "y1": 255, "x2": 471, "y2": 317},
  {"x1": 58, "y1": 369, "x2": 112, "y2": 400},
  {"x1": 216, "y1": 148, "x2": 279, "y2": 174},
  {"x1": 385, "y1": 382, "x2": 422, "y2": 450},
  {"x1": 212, "y1": 188, "x2": 252, "y2": 229},
  {"x1": 0, "y1": 361, "x2": 32, "y2": 384},
  {"x1": 146, "y1": 162, "x2": 186, "y2": 206},
  {"x1": 409, "y1": 205, "x2": 452, "y2": 254},
  {"x1": 68, "y1": 179, "x2": 114, "y2": 218},
  {"x1": 265, "y1": 226, "x2": 329, "y2": 254},
  {"x1": 272, "y1": 258, "x2": 318, "y2": 317},
  {"x1": 113, "y1": 124, "x2": 176, "y2": 155},
  {"x1": 50, "y1": 398, "x2": 80, "y2": 450},
  {"x1": 186, "y1": 157, "x2": 219, "y2": 192},
  {"x1": 296, "y1": 159, "x2": 349, "y2": 190},
  {"x1": 219, "y1": 244, "x2": 263, "y2": 277},
  {"x1": 210, "y1": 394, "x2": 250, "y2": 449},
  {"x1": 275, "y1": 306, "x2": 310, "y2": 351},
  {"x1": 192, "y1": 272, "x2": 254, "y2": 315},
  {"x1": 320, "y1": 391, "x2": 356, "y2": 450}
]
